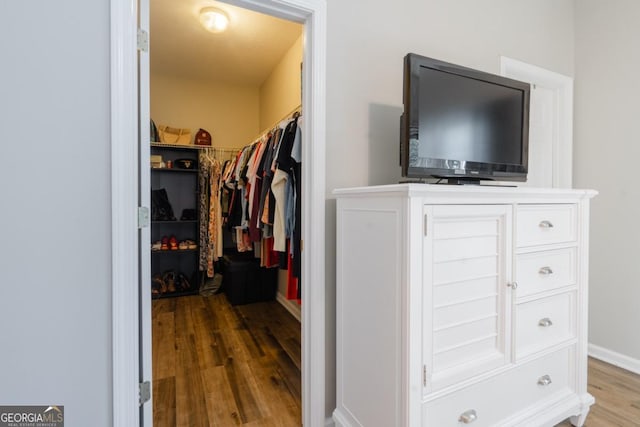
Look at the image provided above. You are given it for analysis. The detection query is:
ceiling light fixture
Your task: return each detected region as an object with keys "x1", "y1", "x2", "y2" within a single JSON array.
[{"x1": 199, "y1": 7, "x2": 230, "y2": 33}]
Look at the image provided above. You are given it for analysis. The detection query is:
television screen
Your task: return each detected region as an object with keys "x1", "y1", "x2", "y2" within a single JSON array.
[{"x1": 402, "y1": 54, "x2": 530, "y2": 183}]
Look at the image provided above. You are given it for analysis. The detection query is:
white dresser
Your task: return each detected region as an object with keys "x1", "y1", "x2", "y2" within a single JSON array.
[{"x1": 333, "y1": 184, "x2": 596, "y2": 427}]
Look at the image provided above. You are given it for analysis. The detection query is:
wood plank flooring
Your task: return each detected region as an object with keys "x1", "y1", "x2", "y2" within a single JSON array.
[
  {"x1": 555, "y1": 357, "x2": 640, "y2": 426},
  {"x1": 153, "y1": 294, "x2": 301, "y2": 427},
  {"x1": 155, "y1": 294, "x2": 640, "y2": 426}
]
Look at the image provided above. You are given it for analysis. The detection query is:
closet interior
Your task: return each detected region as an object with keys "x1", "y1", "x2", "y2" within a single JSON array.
[{"x1": 149, "y1": 1, "x2": 304, "y2": 425}]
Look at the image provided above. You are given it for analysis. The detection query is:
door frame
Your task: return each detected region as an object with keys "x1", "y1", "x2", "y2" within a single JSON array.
[
  {"x1": 500, "y1": 56, "x2": 574, "y2": 189},
  {"x1": 110, "y1": 0, "x2": 327, "y2": 425}
]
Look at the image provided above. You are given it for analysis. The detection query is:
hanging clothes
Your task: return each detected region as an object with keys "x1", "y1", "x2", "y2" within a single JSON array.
[
  {"x1": 206, "y1": 108, "x2": 303, "y2": 302},
  {"x1": 271, "y1": 116, "x2": 299, "y2": 252},
  {"x1": 199, "y1": 148, "x2": 239, "y2": 277},
  {"x1": 198, "y1": 151, "x2": 211, "y2": 272},
  {"x1": 247, "y1": 137, "x2": 268, "y2": 242},
  {"x1": 224, "y1": 148, "x2": 247, "y2": 230},
  {"x1": 291, "y1": 117, "x2": 303, "y2": 296},
  {"x1": 207, "y1": 159, "x2": 221, "y2": 276},
  {"x1": 259, "y1": 127, "x2": 283, "y2": 238}
]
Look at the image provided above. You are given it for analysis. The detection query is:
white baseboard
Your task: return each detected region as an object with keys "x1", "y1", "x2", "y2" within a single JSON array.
[
  {"x1": 325, "y1": 416, "x2": 335, "y2": 427},
  {"x1": 276, "y1": 292, "x2": 301, "y2": 322},
  {"x1": 588, "y1": 343, "x2": 640, "y2": 375}
]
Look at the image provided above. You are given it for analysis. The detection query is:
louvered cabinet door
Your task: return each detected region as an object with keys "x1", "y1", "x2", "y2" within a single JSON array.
[{"x1": 423, "y1": 204, "x2": 513, "y2": 393}]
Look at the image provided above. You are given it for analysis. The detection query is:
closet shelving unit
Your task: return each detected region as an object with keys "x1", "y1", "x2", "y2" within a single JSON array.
[{"x1": 150, "y1": 142, "x2": 202, "y2": 299}]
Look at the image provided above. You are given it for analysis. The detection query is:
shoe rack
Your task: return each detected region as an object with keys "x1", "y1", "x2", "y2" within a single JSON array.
[{"x1": 150, "y1": 144, "x2": 201, "y2": 299}]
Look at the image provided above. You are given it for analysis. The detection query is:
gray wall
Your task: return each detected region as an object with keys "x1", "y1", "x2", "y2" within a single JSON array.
[
  {"x1": 0, "y1": 1, "x2": 112, "y2": 426},
  {"x1": 1, "y1": 0, "x2": 608, "y2": 423},
  {"x1": 324, "y1": 0, "x2": 576, "y2": 416},
  {"x1": 574, "y1": 0, "x2": 640, "y2": 360}
]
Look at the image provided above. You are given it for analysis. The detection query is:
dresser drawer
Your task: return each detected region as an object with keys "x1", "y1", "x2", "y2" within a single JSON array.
[
  {"x1": 515, "y1": 292, "x2": 576, "y2": 359},
  {"x1": 515, "y1": 247, "x2": 577, "y2": 298},
  {"x1": 423, "y1": 347, "x2": 574, "y2": 426},
  {"x1": 516, "y1": 204, "x2": 577, "y2": 247}
]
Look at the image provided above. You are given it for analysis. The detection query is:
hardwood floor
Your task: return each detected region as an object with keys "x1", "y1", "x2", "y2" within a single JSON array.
[
  {"x1": 154, "y1": 294, "x2": 640, "y2": 426},
  {"x1": 555, "y1": 357, "x2": 640, "y2": 427},
  {"x1": 153, "y1": 294, "x2": 301, "y2": 427}
]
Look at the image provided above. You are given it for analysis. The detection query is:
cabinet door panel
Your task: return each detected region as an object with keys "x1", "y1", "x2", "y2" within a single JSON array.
[
  {"x1": 433, "y1": 256, "x2": 499, "y2": 286},
  {"x1": 433, "y1": 277, "x2": 497, "y2": 308},
  {"x1": 434, "y1": 235, "x2": 498, "y2": 263},
  {"x1": 434, "y1": 316, "x2": 498, "y2": 350},
  {"x1": 434, "y1": 218, "x2": 499, "y2": 240},
  {"x1": 424, "y1": 205, "x2": 512, "y2": 392},
  {"x1": 434, "y1": 296, "x2": 497, "y2": 329},
  {"x1": 433, "y1": 336, "x2": 498, "y2": 372}
]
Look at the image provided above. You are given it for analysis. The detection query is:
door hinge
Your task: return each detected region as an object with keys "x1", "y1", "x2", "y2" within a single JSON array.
[
  {"x1": 138, "y1": 206, "x2": 150, "y2": 228},
  {"x1": 137, "y1": 28, "x2": 149, "y2": 52},
  {"x1": 423, "y1": 214, "x2": 428, "y2": 237},
  {"x1": 423, "y1": 365, "x2": 427, "y2": 387},
  {"x1": 139, "y1": 381, "x2": 151, "y2": 405}
]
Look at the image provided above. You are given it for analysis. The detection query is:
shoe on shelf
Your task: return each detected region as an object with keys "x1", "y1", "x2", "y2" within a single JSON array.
[
  {"x1": 152, "y1": 274, "x2": 166, "y2": 295},
  {"x1": 162, "y1": 271, "x2": 176, "y2": 293},
  {"x1": 185, "y1": 239, "x2": 198, "y2": 250},
  {"x1": 176, "y1": 272, "x2": 191, "y2": 291},
  {"x1": 160, "y1": 236, "x2": 169, "y2": 251},
  {"x1": 151, "y1": 240, "x2": 162, "y2": 251},
  {"x1": 169, "y1": 235, "x2": 178, "y2": 251},
  {"x1": 178, "y1": 240, "x2": 189, "y2": 250}
]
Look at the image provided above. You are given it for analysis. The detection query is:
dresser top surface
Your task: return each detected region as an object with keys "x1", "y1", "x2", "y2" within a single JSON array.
[{"x1": 333, "y1": 183, "x2": 598, "y2": 201}]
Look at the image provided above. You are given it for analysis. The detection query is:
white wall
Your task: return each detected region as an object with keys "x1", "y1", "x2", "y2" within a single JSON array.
[
  {"x1": 326, "y1": 0, "x2": 575, "y2": 190},
  {"x1": 574, "y1": 0, "x2": 640, "y2": 364},
  {"x1": 0, "y1": 1, "x2": 112, "y2": 426},
  {"x1": 325, "y1": 0, "x2": 576, "y2": 417},
  {"x1": 150, "y1": 74, "x2": 260, "y2": 148},
  {"x1": 0, "y1": 0, "x2": 584, "y2": 424},
  {"x1": 150, "y1": 32, "x2": 302, "y2": 149},
  {"x1": 259, "y1": 34, "x2": 303, "y2": 131}
]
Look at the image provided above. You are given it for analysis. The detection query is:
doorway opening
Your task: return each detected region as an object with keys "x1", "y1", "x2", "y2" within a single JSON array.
[
  {"x1": 500, "y1": 56, "x2": 574, "y2": 189},
  {"x1": 149, "y1": 2, "x2": 304, "y2": 424},
  {"x1": 109, "y1": 0, "x2": 326, "y2": 426}
]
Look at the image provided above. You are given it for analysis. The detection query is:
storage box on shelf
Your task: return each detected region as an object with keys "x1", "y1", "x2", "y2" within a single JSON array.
[
  {"x1": 333, "y1": 184, "x2": 596, "y2": 427},
  {"x1": 150, "y1": 144, "x2": 201, "y2": 299}
]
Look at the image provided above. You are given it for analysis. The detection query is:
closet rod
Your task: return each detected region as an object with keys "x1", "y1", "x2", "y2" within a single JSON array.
[
  {"x1": 250, "y1": 103, "x2": 302, "y2": 143},
  {"x1": 206, "y1": 146, "x2": 242, "y2": 161},
  {"x1": 209, "y1": 147, "x2": 241, "y2": 152},
  {"x1": 151, "y1": 142, "x2": 207, "y2": 150}
]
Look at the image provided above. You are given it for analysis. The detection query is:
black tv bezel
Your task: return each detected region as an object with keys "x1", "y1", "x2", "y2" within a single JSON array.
[{"x1": 401, "y1": 53, "x2": 531, "y2": 182}]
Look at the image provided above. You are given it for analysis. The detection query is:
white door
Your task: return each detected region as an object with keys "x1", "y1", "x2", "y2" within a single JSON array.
[
  {"x1": 138, "y1": 0, "x2": 152, "y2": 423},
  {"x1": 423, "y1": 204, "x2": 513, "y2": 393},
  {"x1": 127, "y1": 1, "x2": 328, "y2": 427},
  {"x1": 501, "y1": 57, "x2": 574, "y2": 189}
]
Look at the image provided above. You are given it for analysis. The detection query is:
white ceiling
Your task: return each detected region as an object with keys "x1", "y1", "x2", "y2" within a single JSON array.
[{"x1": 150, "y1": 0, "x2": 303, "y2": 85}]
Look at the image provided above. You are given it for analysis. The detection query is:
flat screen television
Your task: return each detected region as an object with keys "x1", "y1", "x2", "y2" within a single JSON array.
[{"x1": 400, "y1": 53, "x2": 530, "y2": 184}]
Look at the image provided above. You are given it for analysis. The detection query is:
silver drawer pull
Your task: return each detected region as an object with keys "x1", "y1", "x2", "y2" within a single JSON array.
[
  {"x1": 459, "y1": 409, "x2": 477, "y2": 424},
  {"x1": 537, "y1": 375, "x2": 553, "y2": 386},
  {"x1": 538, "y1": 318, "x2": 553, "y2": 327},
  {"x1": 507, "y1": 282, "x2": 518, "y2": 290},
  {"x1": 539, "y1": 220, "x2": 554, "y2": 228},
  {"x1": 538, "y1": 266, "x2": 554, "y2": 275}
]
